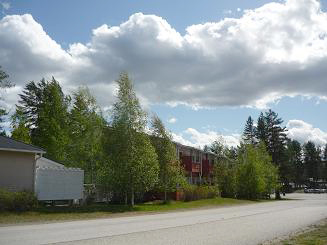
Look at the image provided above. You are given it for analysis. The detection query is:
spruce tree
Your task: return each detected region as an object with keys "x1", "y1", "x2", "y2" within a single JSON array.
[
  {"x1": 256, "y1": 112, "x2": 267, "y2": 145},
  {"x1": 243, "y1": 116, "x2": 256, "y2": 145},
  {"x1": 17, "y1": 78, "x2": 71, "y2": 163}
]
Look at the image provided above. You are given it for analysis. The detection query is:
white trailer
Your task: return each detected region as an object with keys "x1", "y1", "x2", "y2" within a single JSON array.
[{"x1": 35, "y1": 157, "x2": 84, "y2": 201}]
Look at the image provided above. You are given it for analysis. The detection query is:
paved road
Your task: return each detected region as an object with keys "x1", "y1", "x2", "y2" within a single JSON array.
[{"x1": 1, "y1": 193, "x2": 327, "y2": 245}]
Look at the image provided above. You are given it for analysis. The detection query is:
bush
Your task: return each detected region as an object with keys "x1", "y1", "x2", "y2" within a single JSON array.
[
  {"x1": 0, "y1": 189, "x2": 37, "y2": 212},
  {"x1": 183, "y1": 185, "x2": 218, "y2": 202}
]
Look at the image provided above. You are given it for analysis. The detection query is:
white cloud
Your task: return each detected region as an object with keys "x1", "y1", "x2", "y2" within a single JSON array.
[
  {"x1": 223, "y1": 9, "x2": 233, "y2": 15},
  {"x1": 172, "y1": 128, "x2": 240, "y2": 149},
  {"x1": 237, "y1": 8, "x2": 242, "y2": 12},
  {"x1": 287, "y1": 119, "x2": 327, "y2": 146},
  {"x1": 1, "y1": 0, "x2": 327, "y2": 110},
  {"x1": 167, "y1": 117, "x2": 177, "y2": 124}
]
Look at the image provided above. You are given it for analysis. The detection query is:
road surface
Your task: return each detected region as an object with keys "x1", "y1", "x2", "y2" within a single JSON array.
[{"x1": 1, "y1": 193, "x2": 327, "y2": 245}]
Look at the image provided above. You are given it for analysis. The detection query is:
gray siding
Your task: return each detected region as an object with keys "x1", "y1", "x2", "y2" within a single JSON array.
[{"x1": 0, "y1": 151, "x2": 36, "y2": 192}]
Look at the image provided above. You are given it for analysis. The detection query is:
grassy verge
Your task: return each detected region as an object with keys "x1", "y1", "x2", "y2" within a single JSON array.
[
  {"x1": 276, "y1": 220, "x2": 327, "y2": 245},
  {"x1": 0, "y1": 197, "x2": 257, "y2": 225}
]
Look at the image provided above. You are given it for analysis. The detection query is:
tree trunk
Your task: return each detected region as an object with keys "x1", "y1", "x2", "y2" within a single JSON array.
[
  {"x1": 131, "y1": 186, "x2": 134, "y2": 206},
  {"x1": 124, "y1": 192, "x2": 128, "y2": 205}
]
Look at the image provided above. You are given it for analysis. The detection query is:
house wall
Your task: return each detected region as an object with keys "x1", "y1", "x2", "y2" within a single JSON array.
[{"x1": 0, "y1": 151, "x2": 36, "y2": 192}]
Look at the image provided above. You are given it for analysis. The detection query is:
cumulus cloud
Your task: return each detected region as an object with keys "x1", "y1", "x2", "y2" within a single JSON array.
[
  {"x1": 1, "y1": 0, "x2": 327, "y2": 110},
  {"x1": 167, "y1": 117, "x2": 177, "y2": 124},
  {"x1": 287, "y1": 119, "x2": 327, "y2": 146},
  {"x1": 172, "y1": 128, "x2": 240, "y2": 149}
]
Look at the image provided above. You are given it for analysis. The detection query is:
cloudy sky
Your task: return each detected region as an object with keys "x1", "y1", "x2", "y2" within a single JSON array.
[{"x1": 1, "y1": 0, "x2": 327, "y2": 148}]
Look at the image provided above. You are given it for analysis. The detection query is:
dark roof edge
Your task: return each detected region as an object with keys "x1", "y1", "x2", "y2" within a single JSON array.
[{"x1": 0, "y1": 135, "x2": 46, "y2": 153}]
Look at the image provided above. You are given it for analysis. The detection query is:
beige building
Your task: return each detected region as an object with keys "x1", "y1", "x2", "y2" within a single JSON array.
[{"x1": 0, "y1": 135, "x2": 45, "y2": 192}]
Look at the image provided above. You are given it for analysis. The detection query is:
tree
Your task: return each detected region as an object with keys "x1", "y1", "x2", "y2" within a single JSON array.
[
  {"x1": 108, "y1": 72, "x2": 159, "y2": 206},
  {"x1": 263, "y1": 110, "x2": 287, "y2": 199},
  {"x1": 10, "y1": 107, "x2": 31, "y2": 144},
  {"x1": 285, "y1": 140, "x2": 303, "y2": 188},
  {"x1": 151, "y1": 114, "x2": 186, "y2": 202},
  {"x1": 68, "y1": 86, "x2": 105, "y2": 184},
  {"x1": 214, "y1": 160, "x2": 237, "y2": 198},
  {"x1": 243, "y1": 116, "x2": 256, "y2": 145},
  {"x1": 303, "y1": 141, "x2": 321, "y2": 182},
  {"x1": 17, "y1": 78, "x2": 71, "y2": 163},
  {"x1": 210, "y1": 136, "x2": 227, "y2": 158},
  {"x1": 323, "y1": 144, "x2": 327, "y2": 181},
  {"x1": 236, "y1": 143, "x2": 278, "y2": 200},
  {"x1": 0, "y1": 66, "x2": 14, "y2": 135},
  {"x1": 256, "y1": 112, "x2": 267, "y2": 145}
]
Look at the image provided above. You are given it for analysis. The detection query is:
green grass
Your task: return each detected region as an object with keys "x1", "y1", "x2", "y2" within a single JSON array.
[
  {"x1": 0, "y1": 197, "x2": 256, "y2": 225},
  {"x1": 279, "y1": 220, "x2": 327, "y2": 245}
]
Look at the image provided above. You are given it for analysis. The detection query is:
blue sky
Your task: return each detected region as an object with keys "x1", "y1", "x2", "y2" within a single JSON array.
[{"x1": 1, "y1": 0, "x2": 327, "y2": 147}]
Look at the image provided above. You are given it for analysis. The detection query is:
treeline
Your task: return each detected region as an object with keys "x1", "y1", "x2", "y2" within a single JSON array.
[
  {"x1": 4, "y1": 71, "x2": 185, "y2": 205},
  {"x1": 206, "y1": 112, "x2": 327, "y2": 199}
]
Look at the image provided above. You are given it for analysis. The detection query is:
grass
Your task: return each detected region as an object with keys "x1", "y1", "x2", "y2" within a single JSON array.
[
  {"x1": 277, "y1": 220, "x2": 327, "y2": 245},
  {"x1": 0, "y1": 197, "x2": 257, "y2": 225}
]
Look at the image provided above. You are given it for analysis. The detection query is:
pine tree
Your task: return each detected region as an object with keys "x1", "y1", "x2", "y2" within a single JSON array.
[
  {"x1": 151, "y1": 114, "x2": 186, "y2": 202},
  {"x1": 108, "y1": 72, "x2": 159, "y2": 206},
  {"x1": 17, "y1": 78, "x2": 71, "y2": 163},
  {"x1": 243, "y1": 116, "x2": 256, "y2": 145},
  {"x1": 256, "y1": 112, "x2": 267, "y2": 145}
]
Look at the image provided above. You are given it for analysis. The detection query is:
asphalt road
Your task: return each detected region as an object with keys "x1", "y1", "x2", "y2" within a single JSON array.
[{"x1": 1, "y1": 193, "x2": 327, "y2": 245}]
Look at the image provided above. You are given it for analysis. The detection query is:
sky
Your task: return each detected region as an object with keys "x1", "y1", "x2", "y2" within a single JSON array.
[{"x1": 1, "y1": 0, "x2": 327, "y2": 148}]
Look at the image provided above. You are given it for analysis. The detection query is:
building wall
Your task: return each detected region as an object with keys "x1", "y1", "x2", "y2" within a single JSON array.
[{"x1": 0, "y1": 151, "x2": 36, "y2": 192}]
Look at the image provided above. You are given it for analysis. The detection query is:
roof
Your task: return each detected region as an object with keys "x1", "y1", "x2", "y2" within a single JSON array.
[
  {"x1": 36, "y1": 157, "x2": 82, "y2": 171},
  {"x1": 0, "y1": 135, "x2": 46, "y2": 154},
  {"x1": 174, "y1": 141, "x2": 217, "y2": 157}
]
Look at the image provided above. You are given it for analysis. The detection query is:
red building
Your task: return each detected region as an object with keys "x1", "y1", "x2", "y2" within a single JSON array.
[{"x1": 174, "y1": 143, "x2": 216, "y2": 185}]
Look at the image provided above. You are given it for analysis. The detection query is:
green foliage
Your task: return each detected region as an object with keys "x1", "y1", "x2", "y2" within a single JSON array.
[
  {"x1": 151, "y1": 114, "x2": 187, "y2": 201},
  {"x1": 243, "y1": 116, "x2": 256, "y2": 145},
  {"x1": 68, "y1": 86, "x2": 105, "y2": 184},
  {"x1": 236, "y1": 143, "x2": 278, "y2": 199},
  {"x1": 10, "y1": 107, "x2": 31, "y2": 144},
  {"x1": 0, "y1": 189, "x2": 37, "y2": 212},
  {"x1": 107, "y1": 72, "x2": 159, "y2": 205},
  {"x1": 214, "y1": 160, "x2": 237, "y2": 198},
  {"x1": 183, "y1": 185, "x2": 218, "y2": 202},
  {"x1": 17, "y1": 78, "x2": 71, "y2": 163},
  {"x1": 303, "y1": 141, "x2": 322, "y2": 181}
]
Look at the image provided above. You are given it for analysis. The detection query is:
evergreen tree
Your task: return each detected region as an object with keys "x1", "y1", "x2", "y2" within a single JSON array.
[
  {"x1": 303, "y1": 141, "x2": 321, "y2": 181},
  {"x1": 285, "y1": 140, "x2": 304, "y2": 187},
  {"x1": 264, "y1": 109, "x2": 287, "y2": 167},
  {"x1": 17, "y1": 78, "x2": 71, "y2": 163},
  {"x1": 108, "y1": 72, "x2": 159, "y2": 205},
  {"x1": 69, "y1": 86, "x2": 105, "y2": 184},
  {"x1": 256, "y1": 112, "x2": 267, "y2": 145},
  {"x1": 243, "y1": 116, "x2": 256, "y2": 145},
  {"x1": 151, "y1": 115, "x2": 186, "y2": 202}
]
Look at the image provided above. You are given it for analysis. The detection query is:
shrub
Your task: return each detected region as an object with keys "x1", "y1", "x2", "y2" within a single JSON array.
[
  {"x1": 0, "y1": 189, "x2": 37, "y2": 212},
  {"x1": 183, "y1": 185, "x2": 218, "y2": 202}
]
